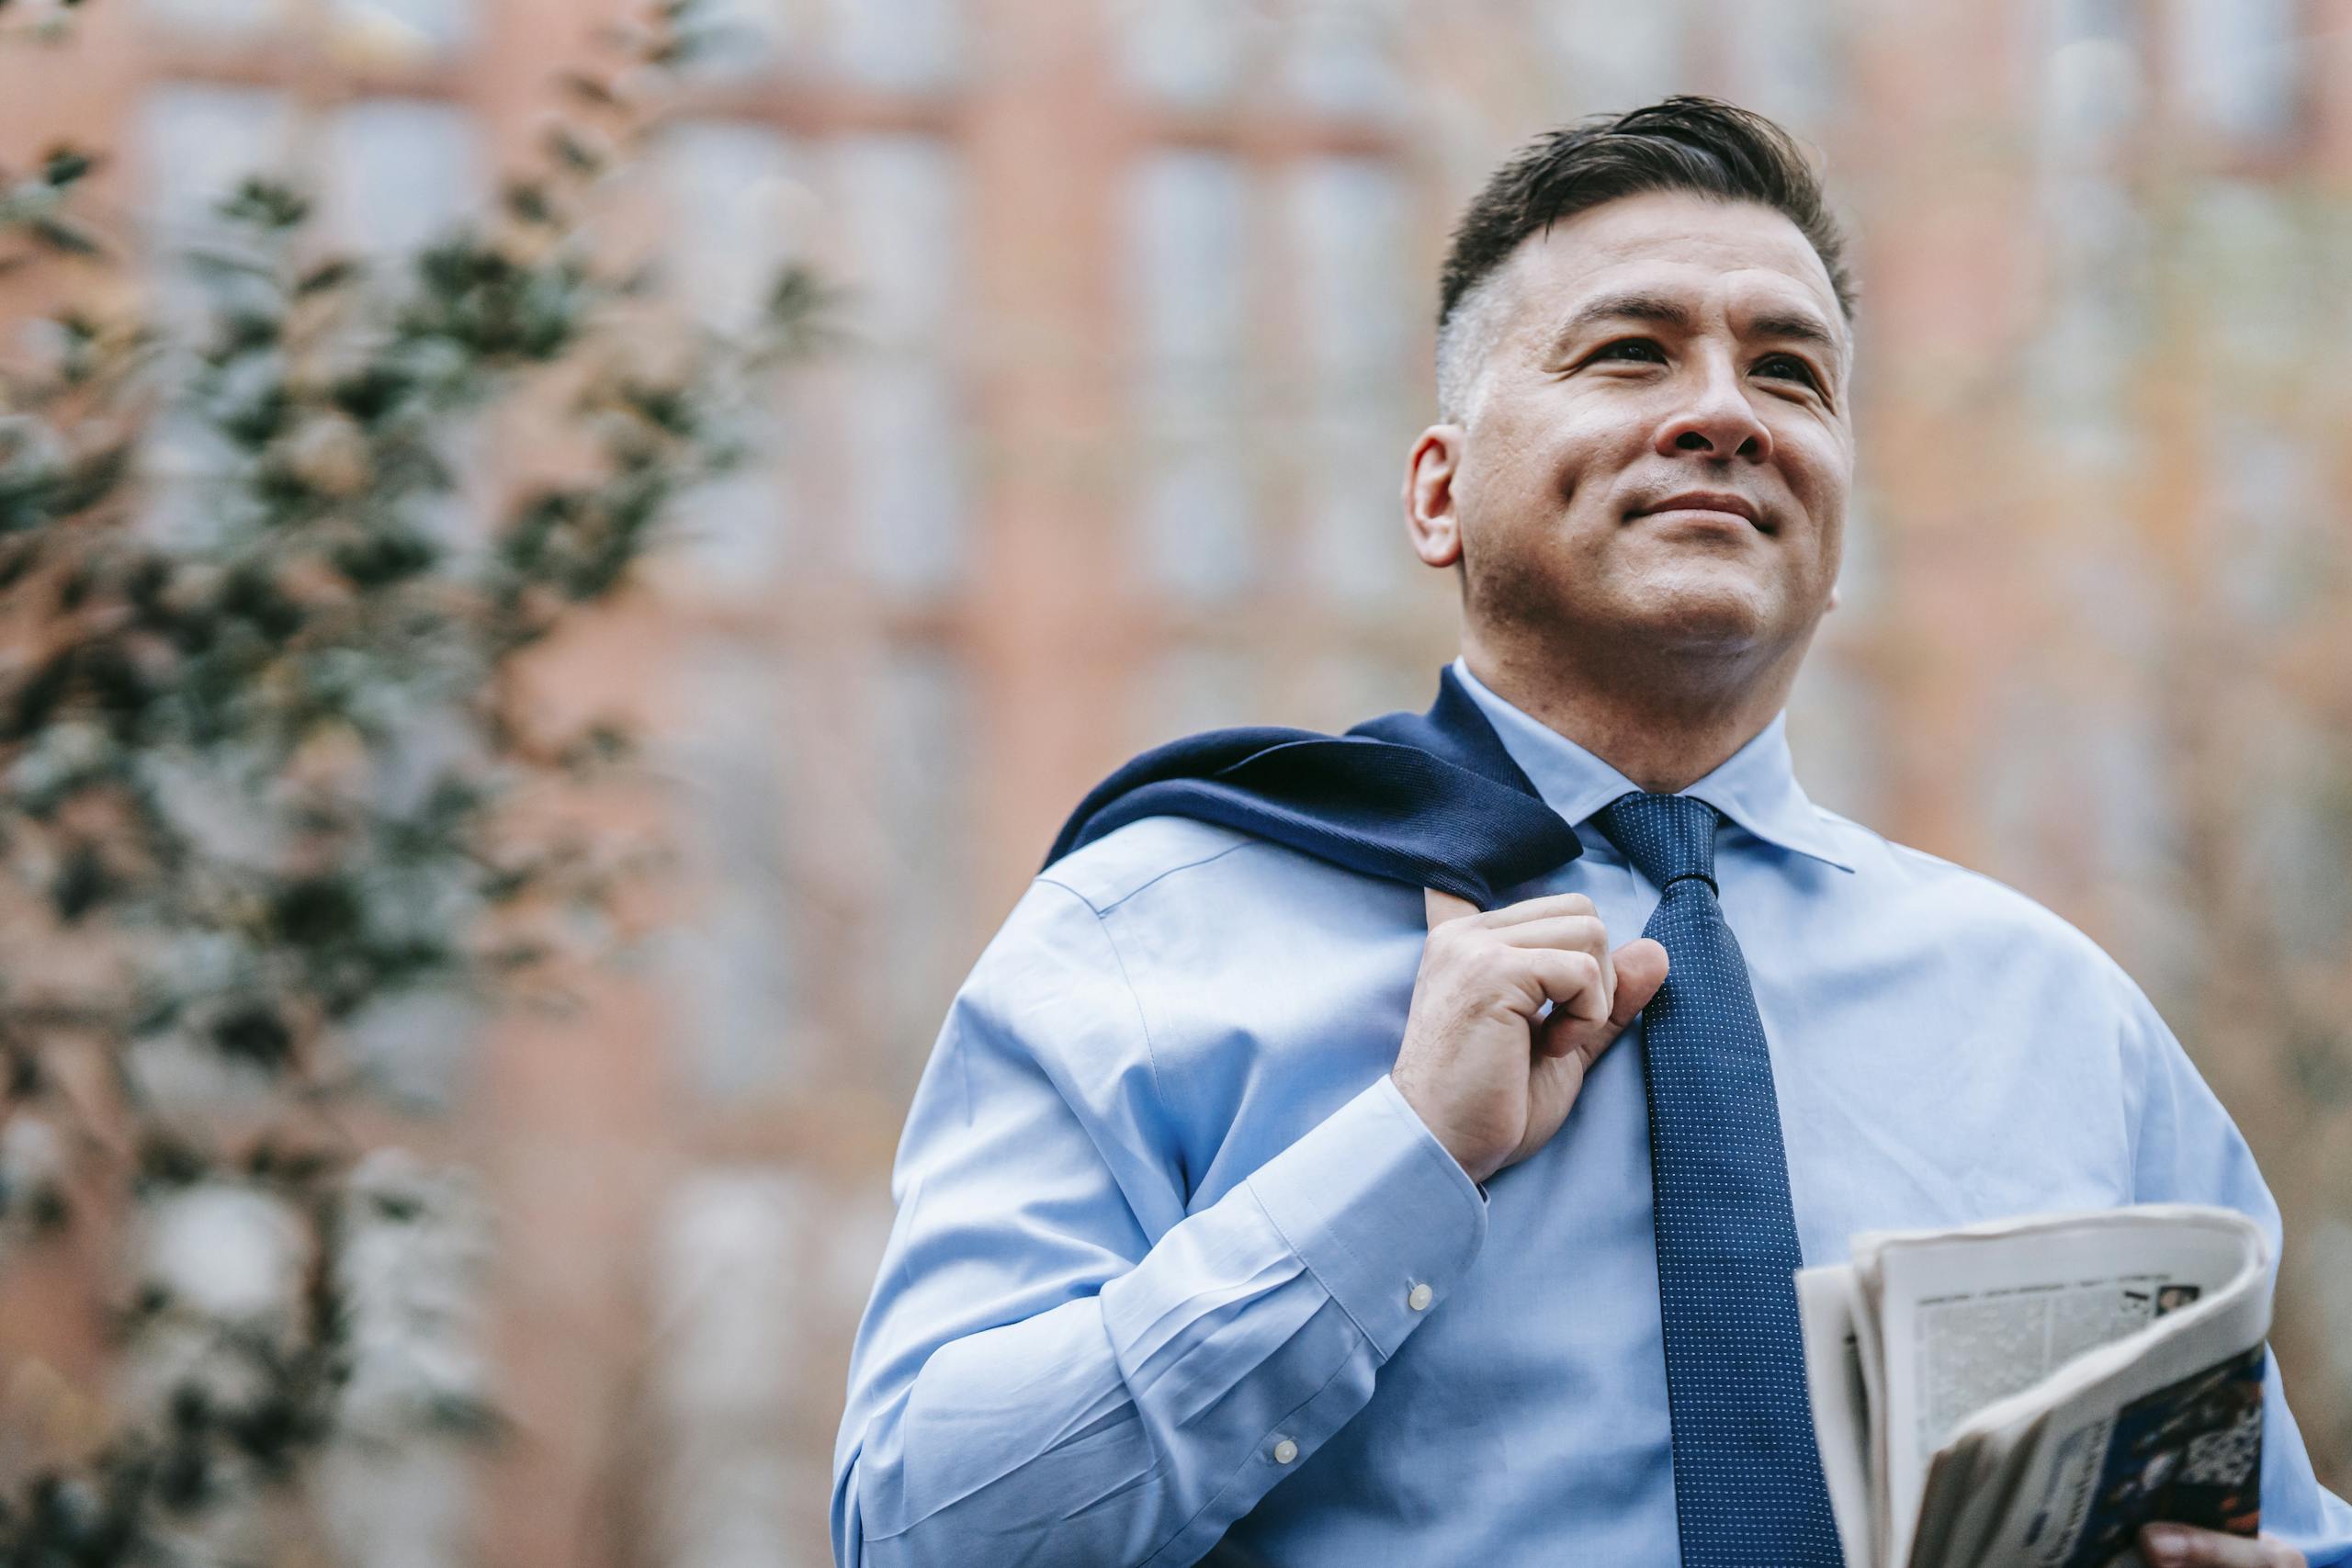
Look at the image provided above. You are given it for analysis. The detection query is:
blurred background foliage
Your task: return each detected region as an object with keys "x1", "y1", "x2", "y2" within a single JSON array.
[
  {"x1": 0, "y1": 2, "x2": 818, "y2": 1561},
  {"x1": 0, "y1": 0, "x2": 2348, "y2": 1562}
]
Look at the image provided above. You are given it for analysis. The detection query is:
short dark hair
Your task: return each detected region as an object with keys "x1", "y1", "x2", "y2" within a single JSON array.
[{"x1": 1434, "y1": 96, "x2": 1855, "y2": 419}]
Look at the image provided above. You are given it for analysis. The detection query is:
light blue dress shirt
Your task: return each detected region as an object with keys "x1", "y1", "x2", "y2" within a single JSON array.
[{"x1": 832, "y1": 659, "x2": 2352, "y2": 1567}]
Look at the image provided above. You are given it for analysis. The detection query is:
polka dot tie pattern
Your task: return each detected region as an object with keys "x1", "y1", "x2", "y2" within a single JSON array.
[{"x1": 1597, "y1": 791, "x2": 1846, "y2": 1567}]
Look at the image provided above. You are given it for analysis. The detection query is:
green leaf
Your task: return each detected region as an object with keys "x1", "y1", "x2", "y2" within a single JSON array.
[
  {"x1": 40, "y1": 146, "x2": 96, "y2": 187},
  {"x1": 558, "y1": 72, "x2": 619, "y2": 108},
  {"x1": 330, "y1": 529, "x2": 441, "y2": 588},
  {"x1": 272, "y1": 875, "x2": 368, "y2": 948},
  {"x1": 295, "y1": 257, "x2": 360, "y2": 296},
  {"x1": 51, "y1": 841, "x2": 108, "y2": 922},
  {"x1": 542, "y1": 127, "x2": 605, "y2": 177},
  {"x1": 211, "y1": 1001, "x2": 294, "y2": 1070},
  {"x1": 502, "y1": 180, "x2": 558, "y2": 227},
  {"x1": 218, "y1": 176, "x2": 311, "y2": 231},
  {"x1": 27, "y1": 217, "x2": 100, "y2": 257}
]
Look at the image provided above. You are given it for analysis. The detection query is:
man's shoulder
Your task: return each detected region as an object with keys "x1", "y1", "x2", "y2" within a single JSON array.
[
  {"x1": 1810, "y1": 804, "x2": 2126, "y2": 978},
  {"x1": 1036, "y1": 814, "x2": 1356, "y2": 919}
]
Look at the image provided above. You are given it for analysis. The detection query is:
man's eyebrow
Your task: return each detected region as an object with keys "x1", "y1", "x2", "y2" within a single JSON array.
[
  {"x1": 1745, "y1": 310, "x2": 1841, "y2": 360},
  {"x1": 1544, "y1": 291, "x2": 1842, "y2": 366},
  {"x1": 1544, "y1": 292, "x2": 1695, "y2": 356}
]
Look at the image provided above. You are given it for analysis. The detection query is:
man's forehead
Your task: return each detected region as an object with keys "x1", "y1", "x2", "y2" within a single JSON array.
[{"x1": 1500, "y1": 191, "x2": 1845, "y2": 347}]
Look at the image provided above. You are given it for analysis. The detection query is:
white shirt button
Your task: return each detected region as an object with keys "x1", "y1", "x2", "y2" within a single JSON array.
[
  {"x1": 1272, "y1": 1438, "x2": 1298, "y2": 1465},
  {"x1": 1407, "y1": 1282, "x2": 1434, "y2": 1312}
]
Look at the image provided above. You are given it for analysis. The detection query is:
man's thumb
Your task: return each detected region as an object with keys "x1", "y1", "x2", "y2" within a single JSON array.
[{"x1": 1608, "y1": 937, "x2": 1668, "y2": 1030}]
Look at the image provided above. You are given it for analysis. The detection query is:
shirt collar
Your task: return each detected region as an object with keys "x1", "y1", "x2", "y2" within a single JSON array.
[{"x1": 1448, "y1": 658, "x2": 1856, "y2": 874}]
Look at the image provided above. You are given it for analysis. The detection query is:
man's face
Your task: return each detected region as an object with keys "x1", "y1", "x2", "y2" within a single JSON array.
[{"x1": 1416, "y1": 189, "x2": 1855, "y2": 671}]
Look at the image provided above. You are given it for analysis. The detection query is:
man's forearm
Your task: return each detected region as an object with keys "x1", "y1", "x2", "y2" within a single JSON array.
[{"x1": 832, "y1": 1075, "x2": 1485, "y2": 1568}]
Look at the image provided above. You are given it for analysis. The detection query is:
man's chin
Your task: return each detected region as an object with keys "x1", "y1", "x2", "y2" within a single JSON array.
[{"x1": 1616, "y1": 582, "x2": 1787, "y2": 653}]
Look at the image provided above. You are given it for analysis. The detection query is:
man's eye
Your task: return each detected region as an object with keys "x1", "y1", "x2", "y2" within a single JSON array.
[
  {"x1": 1592, "y1": 339, "x2": 1665, "y2": 364},
  {"x1": 1757, "y1": 354, "x2": 1819, "y2": 387}
]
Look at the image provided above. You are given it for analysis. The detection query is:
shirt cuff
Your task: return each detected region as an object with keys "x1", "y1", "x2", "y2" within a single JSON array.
[{"x1": 1244, "y1": 1073, "x2": 1487, "y2": 1361}]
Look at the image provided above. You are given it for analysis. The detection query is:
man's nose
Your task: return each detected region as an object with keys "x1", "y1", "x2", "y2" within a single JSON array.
[{"x1": 1654, "y1": 360, "x2": 1771, "y2": 462}]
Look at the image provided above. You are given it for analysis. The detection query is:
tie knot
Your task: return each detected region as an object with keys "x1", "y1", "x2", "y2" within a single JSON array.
[{"x1": 1596, "y1": 791, "x2": 1721, "y2": 890}]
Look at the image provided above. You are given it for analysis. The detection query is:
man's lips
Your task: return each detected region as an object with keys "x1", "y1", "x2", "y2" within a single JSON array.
[{"x1": 1630, "y1": 491, "x2": 1770, "y2": 533}]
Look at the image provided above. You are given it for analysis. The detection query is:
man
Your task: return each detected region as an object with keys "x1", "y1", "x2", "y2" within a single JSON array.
[{"x1": 831, "y1": 98, "x2": 2352, "y2": 1567}]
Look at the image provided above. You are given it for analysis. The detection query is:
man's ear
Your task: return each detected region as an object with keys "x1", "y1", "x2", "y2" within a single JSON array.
[{"x1": 1406, "y1": 424, "x2": 1465, "y2": 570}]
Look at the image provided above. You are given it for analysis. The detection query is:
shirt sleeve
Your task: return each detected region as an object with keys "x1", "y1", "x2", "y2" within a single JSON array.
[
  {"x1": 2117, "y1": 966, "x2": 2352, "y2": 1564},
  {"x1": 831, "y1": 877, "x2": 1487, "y2": 1568}
]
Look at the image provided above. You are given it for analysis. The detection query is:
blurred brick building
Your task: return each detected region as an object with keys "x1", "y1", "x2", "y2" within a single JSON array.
[{"x1": 2, "y1": 0, "x2": 2348, "y2": 1562}]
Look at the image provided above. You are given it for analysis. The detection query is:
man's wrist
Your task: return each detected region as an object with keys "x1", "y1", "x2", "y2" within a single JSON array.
[
  {"x1": 1244, "y1": 1075, "x2": 1487, "y2": 1360},
  {"x1": 1385, "y1": 1068, "x2": 1502, "y2": 1185}
]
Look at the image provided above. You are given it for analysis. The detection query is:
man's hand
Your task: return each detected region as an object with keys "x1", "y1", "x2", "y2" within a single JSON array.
[
  {"x1": 2139, "y1": 1525, "x2": 2306, "y2": 1566},
  {"x1": 1391, "y1": 888, "x2": 1668, "y2": 1185}
]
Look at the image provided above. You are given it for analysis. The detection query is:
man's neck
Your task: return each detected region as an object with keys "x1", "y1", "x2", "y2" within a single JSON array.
[{"x1": 1459, "y1": 638, "x2": 1802, "y2": 795}]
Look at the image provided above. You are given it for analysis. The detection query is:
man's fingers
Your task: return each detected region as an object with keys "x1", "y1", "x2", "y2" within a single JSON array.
[
  {"x1": 1472, "y1": 890, "x2": 1595, "y2": 927},
  {"x1": 1490, "y1": 914, "x2": 1609, "y2": 958},
  {"x1": 1538, "y1": 938, "x2": 1668, "y2": 1060},
  {"x1": 1523, "y1": 948, "x2": 1610, "y2": 1022},
  {"x1": 2137, "y1": 1525, "x2": 2305, "y2": 1567},
  {"x1": 1424, "y1": 887, "x2": 1481, "y2": 930}
]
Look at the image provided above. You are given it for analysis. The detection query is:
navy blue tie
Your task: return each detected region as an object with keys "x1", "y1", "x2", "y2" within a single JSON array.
[{"x1": 1597, "y1": 791, "x2": 1845, "y2": 1567}]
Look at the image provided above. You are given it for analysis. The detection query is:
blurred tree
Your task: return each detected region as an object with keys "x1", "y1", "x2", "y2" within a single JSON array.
[{"x1": 0, "y1": 2, "x2": 821, "y2": 1559}]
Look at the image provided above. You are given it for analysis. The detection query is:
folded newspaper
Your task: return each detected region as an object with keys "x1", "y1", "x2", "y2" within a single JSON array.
[{"x1": 1795, "y1": 1204, "x2": 2271, "y2": 1568}]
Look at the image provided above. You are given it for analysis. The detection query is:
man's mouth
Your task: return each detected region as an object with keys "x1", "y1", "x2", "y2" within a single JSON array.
[{"x1": 1632, "y1": 491, "x2": 1770, "y2": 533}]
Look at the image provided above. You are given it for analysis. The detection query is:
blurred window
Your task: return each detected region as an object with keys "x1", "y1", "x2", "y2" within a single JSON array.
[
  {"x1": 1113, "y1": 0, "x2": 1254, "y2": 108},
  {"x1": 1784, "y1": 656, "x2": 1884, "y2": 828},
  {"x1": 653, "y1": 122, "x2": 808, "y2": 590},
  {"x1": 1131, "y1": 388, "x2": 1257, "y2": 605},
  {"x1": 1133, "y1": 152, "x2": 1250, "y2": 370},
  {"x1": 829, "y1": 135, "x2": 969, "y2": 595},
  {"x1": 2038, "y1": 0, "x2": 2145, "y2": 161},
  {"x1": 1540, "y1": 0, "x2": 1689, "y2": 107},
  {"x1": 1276, "y1": 0, "x2": 1405, "y2": 118},
  {"x1": 1287, "y1": 156, "x2": 1408, "y2": 381},
  {"x1": 134, "y1": 85, "x2": 299, "y2": 548},
  {"x1": 2202, "y1": 416, "x2": 2329, "y2": 628},
  {"x1": 1143, "y1": 643, "x2": 1262, "y2": 748},
  {"x1": 1298, "y1": 411, "x2": 1407, "y2": 606},
  {"x1": 680, "y1": 0, "x2": 798, "y2": 81},
  {"x1": 323, "y1": 98, "x2": 490, "y2": 552},
  {"x1": 825, "y1": 0, "x2": 961, "y2": 90},
  {"x1": 1832, "y1": 487, "x2": 1882, "y2": 621},
  {"x1": 326, "y1": 0, "x2": 475, "y2": 62},
  {"x1": 1720, "y1": 0, "x2": 1845, "y2": 131},
  {"x1": 2167, "y1": 0, "x2": 2298, "y2": 142},
  {"x1": 2243, "y1": 705, "x2": 2352, "y2": 963},
  {"x1": 659, "y1": 120, "x2": 811, "y2": 333},
  {"x1": 662, "y1": 640, "x2": 803, "y2": 1102},
  {"x1": 137, "y1": 83, "x2": 298, "y2": 253},
  {"x1": 2184, "y1": 180, "x2": 2311, "y2": 377},
  {"x1": 832, "y1": 133, "x2": 961, "y2": 347},
  {"x1": 1287, "y1": 155, "x2": 1410, "y2": 605},
  {"x1": 872, "y1": 648, "x2": 972, "y2": 1067},
  {"x1": 1127, "y1": 151, "x2": 1255, "y2": 604},
  {"x1": 141, "y1": 0, "x2": 283, "y2": 39},
  {"x1": 654, "y1": 1169, "x2": 803, "y2": 1564},
  {"x1": 842, "y1": 361, "x2": 967, "y2": 595},
  {"x1": 2082, "y1": 698, "x2": 2185, "y2": 971},
  {"x1": 2028, "y1": 173, "x2": 2149, "y2": 463},
  {"x1": 324, "y1": 97, "x2": 484, "y2": 257}
]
